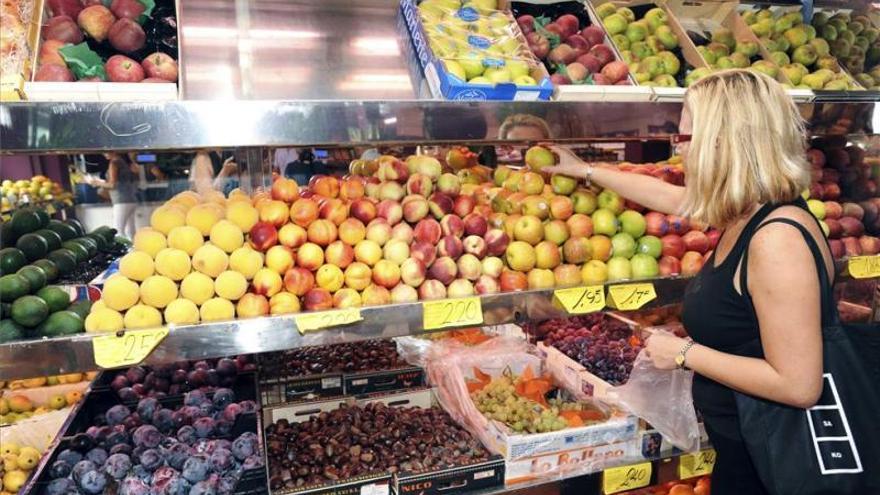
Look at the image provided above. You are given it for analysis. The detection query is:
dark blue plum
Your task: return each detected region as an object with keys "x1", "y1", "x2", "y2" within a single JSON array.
[
  {"x1": 139, "y1": 448, "x2": 164, "y2": 471},
  {"x1": 126, "y1": 366, "x2": 147, "y2": 384},
  {"x1": 206, "y1": 439, "x2": 231, "y2": 454},
  {"x1": 230, "y1": 432, "x2": 258, "y2": 461},
  {"x1": 208, "y1": 448, "x2": 233, "y2": 472},
  {"x1": 132, "y1": 464, "x2": 153, "y2": 483},
  {"x1": 70, "y1": 432, "x2": 94, "y2": 452},
  {"x1": 46, "y1": 477, "x2": 77, "y2": 495},
  {"x1": 103, "y1": 452, "x2": 133, "y2": 479},
  {"x1": 183, "y1": 390, "x2": 207, "y2": 407},
  {"x1": 197, "y1": 401, "x2": 214, "y2": 418},
  {"x1": 110, "y1": 443, "x2": 133, "y2": 456},
  {"x1": 177, "y1": 425, "x2": 197, "y2": 445},
  {"x1": 56, "y1": 449, "x2": 83, "y2": 466},
  {"x1": 171, "y1": 409, "x2": 190, "y2": 428},
  {"x1": 180, "y1": 406, "x2": 201, "y2": 422},
  {"x1": 119, "y1": 477, "x2": 151, "y2": 495},
  {"x1": 192, "y1": 439, "x2": 210, "y2": 454},
  {"x1": 105, "y1": 429, "x2": 130, "y2": 449},
  {"x1": 105, "y1": 404, "x2": 131, "y2": 426},
  {"x1": 118, "y1": 387, "x2": 139, "y2": 402},
  {"x1": 136, "y1": 397, "x2": 160, "y2": 421},
  {"x1": 211, "y1": 389, "x2": 235, "y2": 408},
  {"x1": 153, "y1": 408, "x2": 176, "y2": 433},
  {"x1": 79, "y1": 470, "x2": 109, "y2": 494},
  {"x1": 181, "y1": 454, "x2": 210, "y2": 483},
  {"x1": 214, "y1": 419, "x2": 232, "y2": 437},
  {"x1": 49, "y1": 459, "x2": 72, "y2": 479},
  {"x1": 152, "y1": 475, "x2": 192, "y2": 495},
  {"x1": 220, "y1": 403, "x2": 241, "y2": 423},
  {"x1": 165, "y1": 442, "x2": 191, "y2": 470},
  {"x1": 132, "y1": 424, "x2": 162, "y2": 448},
  {"x1": 85, "y1": 447, "x2": 108, "y2": 466},
  {"x1": 237, "y1": 400, "x2": 257, "y2": 413},
  {"x1": 85, "y1": 426, "x2": 101, "y2": 439},
  {"x1": 122, "y1": 413, "x2": 143, "y2": 430},
  {"x1": 193, "y1": 417, "x2": 215, "y2": 438},
  {"x1": 72, "y1": 460, "x2": 97, "y2": 483}
]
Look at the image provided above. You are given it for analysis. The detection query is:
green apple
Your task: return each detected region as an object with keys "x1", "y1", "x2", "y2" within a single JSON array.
[
  {"x1": 551, "y1": 175, "x2": 577, "y2": 195},
  {"x1": 735, "y1": 40, "x2": 760, "y2": 58},
  {"x1": 611, "y1": 232, "x2": 636, "y2": 259},
  {"x1": 596, "y1": 3, "x2": 617, "y2": 20},
  {"x1": 626, "y1": 22, "x2": 648, "y2": 43},
  {"x1": 637, "y1": 236, "x2": 662, "y2": 258},
  {"x1": 513, "y1": 75, "x2": 538, "y2": 85},
  {"x1": 617, "y1": 7, "x2": 635, "y2": 23},
  {"x1": 631, "y1": 41, "x2": 652, "y2": 60},
  {"x1": 618, "y1": 210, "x2": 646, "y2": 238},
  {"x1": 468, "y1": 76, "x2": 492, "y2": 84},
  {"x1": 485, "y1": 67, "x2": 512, "y2": 83},
  {"x1": 613, "y1": 34, "x2": 631, "y2": 51},
  {"x1": 655, "y1": 25, "x2": 679, "y2": 50},
  {"x1": 604, "y1": 14, "x2": 628, "y2": 36},
  {"x1": 770, "y1": 51, "x2": 790, "y2": 66},
  {"x1": 644, "y1": 8, "x2": 668, "y2": 32},
  {"x1": 631, "y1": 253, "x2": 659, "y2": 279},
  {"x1": 444, "y1": 59, "x2": 468, "y2": 81},
  {"x1": 659, "y1": 51, "x2": 680, "y2": 75},
  {"x1": 458, "y1": 50, "x2": 486, "y2": 79},
  {"x1": 506, "y1": 59, "x2": 530, "y2": 78}
]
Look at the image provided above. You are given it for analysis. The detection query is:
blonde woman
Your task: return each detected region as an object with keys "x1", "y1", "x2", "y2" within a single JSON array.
[
  {"x1": 544, "y1": 70, "x2": 826, "y2": 495},
  {"x1": 498, "y1": 114, "x2": 552, "y2": 141}
]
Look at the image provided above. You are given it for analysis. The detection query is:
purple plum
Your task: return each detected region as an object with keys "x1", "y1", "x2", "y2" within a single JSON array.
[
  {"x1": 105, "y1": 404, "x2": 131, "y2": 426},
  {"x1": 139, "y1": 448, "x2": 163, "y2": 471},
  {"x1": 119, "y1": 477, "x2": 150, "y2": 495},
  {"x1": 136, "y1": 397, "x2": 159, "y2": 419},
  {"x1": 230, "y1": 432, "x2": 258, "y2": 461},
  {"x1": 85, "y1": 447, "x2": 108, "y2": 466},
  {"x1": 57, "y1": 449, "x2": 83, "y2": 466},
  {"x1": 103, "y1": 452, "x2": 133, "y2": 479},
  {"x1": 211, "y1": 388, "x2": 235, "y2": 408},
  {"x1": 79, "y1": 469, "x2": 109, "y2": 494},
  {"x1": 132, "y1": 424, "x2": 162, "y2": 448}
]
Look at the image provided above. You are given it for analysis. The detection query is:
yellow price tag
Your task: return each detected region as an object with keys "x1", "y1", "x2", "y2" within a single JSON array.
[
  {"x1": 608, "y1": 283, "x2": 656, "y2": 311},
  {"x1": 678, "y1": 449, "x2": 716, "y2": 479},
  {"x1": 295, "y1": 308, "x2": 363, "y2": 334},
  {"x1": 602, "y1": 462, "x2": 652, "y2": 494},
  {"x1": 423, "y1": 297, "x2": 483, "y2": 330},
  {"x1": 848, "y1": 256, "x2": 880, "y2": 279},
  {"x1": 555, "y1": 285, "x2": 606, "y2": 314},
  {"x1": 92, "y1": 327, "x2": 168, "y2": 369}
]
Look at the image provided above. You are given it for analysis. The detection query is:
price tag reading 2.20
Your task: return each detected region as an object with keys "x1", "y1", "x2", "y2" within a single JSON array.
[
  {"x1": 422, "y1": 297, "x2": 483, "y2": 330},
  {"x1": 608, "y1": 283, "x2": 657, "y2": 311},
  {"x1": 92, "y1": 327, "x2": 169, "y2": 369},
  {"x1": 602, "y1": 462, "x2": 652, "y2": 494},
  {"x1": 848, "y1": 255, "x2": 880, "y2": 279},
  {"x1": 295, "y1": 308, "x2": 363, "y2": 334},
  {"x1": 678, "y1": 449, "x2": 716, "y2": 479},
  {"x1": 555, "y1": 285, "x2": 605, "y2": 314}
]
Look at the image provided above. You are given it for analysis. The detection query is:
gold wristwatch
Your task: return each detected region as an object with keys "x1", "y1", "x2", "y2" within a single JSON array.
[{"x1": 675, "y1": 339, "x2": 696, "y2": 369}]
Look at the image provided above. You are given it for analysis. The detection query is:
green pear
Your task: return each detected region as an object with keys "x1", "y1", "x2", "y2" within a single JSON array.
[
  {"x1": 801, "y1": 72, "x2": 826, "y2": 89},
  {"x1": 707, "y1": 41, "x2": 730, "y2": 58},
  {"x1": 659, "y1": 51, "x2": 680, "y2": 75},
  {"x1": 784, "y1": 26, "x2": 809, "y2": 48},
  {"x1": 716, "y1": 56, "x2": 735, "y2": 69},
  {"x1": 656, "y1": 25, "x2": 679, "y2": 50},
  {"x1": 771, "y1": 51, "x2": 790, "y2": 66},
  {"x1": 730, "y1": 52, "x2": 751, "y2": 68},
  {"x1": 712, "y1": 28, "x2": 736, "y2": 50},
  {"x1": 751, "y1": 60, "x2": 779, "y2": 78},
  {"x1": 697, "y1": 46, "x2": 717, "y2": 65},
  {"x1": 812, "y1": 12, "x2": 829, "y2": 28},
  {"x1": 735, "y1": 40, "x2": 760, "y2": 58},
  {"x1": 821, "y1": 25, "x2": 838, "y2": 41},
  {"x1": 752, "y1": 18, "x2": 774, "y2": 37},
  {"x1": 824, "y1": 79, "x2": 848, "y2": 90},
  {"x1": 781, "y1": 64, "x2": 804, "y2": 85},
  {"x1": 810, "y1": 38, "x2": 831, "y2": 56},
  {"x1": 792, "y1": 44, "x2": 818, "y2": 65}
]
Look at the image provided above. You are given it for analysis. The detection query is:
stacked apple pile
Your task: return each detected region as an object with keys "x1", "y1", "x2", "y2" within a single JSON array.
[
  {"x1": 515, "y1": 13, "x2": 630, "y2": 85},
  {"x1": 805, "y1": 145, "x2": 880, "y2": 258},
  {"x1": 35, "y1": 0, "x2": 178, "y2": 83},
  {"x1": 811, "y1": 10, "x2": 880, "y2": 89},
  {"x1": 596, "y1": 3, "x2": 686, "y2": 88},
  {"x1": 742, "y1": 8, "x2": 859, "y2": 90},
  {"x1": 696, "y1": 28, "x2": 784, "y2": 81}
]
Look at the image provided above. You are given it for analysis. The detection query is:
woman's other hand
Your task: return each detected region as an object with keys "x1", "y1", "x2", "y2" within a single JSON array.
[{"x1": 644, "y1": 332, "x2": 690, "y2": 370}]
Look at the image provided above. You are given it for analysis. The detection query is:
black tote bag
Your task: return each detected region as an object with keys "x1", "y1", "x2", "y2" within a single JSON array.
[{"x1": 734, "y1": 218, "x2": 880, "y2": 495}]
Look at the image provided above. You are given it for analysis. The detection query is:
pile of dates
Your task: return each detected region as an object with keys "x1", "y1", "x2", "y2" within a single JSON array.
[
  {"x1": 268, "y1": 340, "x2": 407, "y2": 376},
  {"x1": 265, "y1": 402, "x2": 491, "y2": 490}
]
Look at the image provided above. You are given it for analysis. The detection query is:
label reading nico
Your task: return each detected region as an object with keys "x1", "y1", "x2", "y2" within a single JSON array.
[
  {"x1": 848, "y1": 256, "x2": 880, "y2": 279},
  {"x1": 608, "y1": 283, "x2": 656, "y2": 311},
  {"x1": 602, "y1": 462, "x2": 652, "y2": 494},
  {"x1": 92, "y1": 327, "x2": 168, "y2": 369},
  {"x1": 555, "y1": 285, "x2": 605, "y2": 314},
  {"x1": 678, "y1": 449, "x2": 716, "y2": 479},
  {"x1": 423, "y1": 297, "x2": 483, "y2": 330},
  {"x1": 295, "y1": 308, "x2": 363, "y2": 334}
]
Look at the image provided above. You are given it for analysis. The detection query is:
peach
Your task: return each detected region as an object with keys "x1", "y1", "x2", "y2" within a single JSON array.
[
  {"x1": 271, "y1": 177, "x2": 300, "y2": 203},
  {"x1": 377, "y1": 156, "x2": 409, "y2": 183},
  {"x1": 528, "y1": 269, "x2": 556, "y2": 289},
  {"x1": 252, "y1": 268, "x2": 283, "y2": 297},
  {"x1": 429, "y1": 192, "x2": 454, "y2": 219},
  {"x1": 842, "y1": 237, "x2": 863, "y2": 257},
  {"x1": 681, "y1": 251, "x2": 704, "y2": 276},
  {"x1": 438, "y1": 235, "x2": 464, "y2": 259},
  {"x1": 391, "y1": 223, "x2": 413, "y2": 243},
  {"x1": 543, "y1": 220, "x2": 570, "y2": 246},
  {"x1": 350, "y1": 198, "x2": 378, "y2": 224},
  {"x1": 499, "y1": 270, "x2": 528, "y2": 292},
  {"x1": 661, "y1": 235, "x2": 686, "y2": 259},
  {"x1": 418, "y1": 280, "x2": 447, "y2": 300},
  {"x1": 283, "y1": 267, "x2": 315, "y2": 296},
  {"x1": 249, "y1": 221, "x2": 279, "y2": 252},
  {"x1": 372, "y1": 261, "x2": 401, "y2": 289},
  {"x1": 566, "y1": 214, "x2": 593, "y2": 238},
  {"x1": 316, "y1": 264, "x2": 345, "y2": 292},
  {"x1": 645, "y1": 212, "x2": 669, "y2": 237},
  {"x1": 307, "y1": 219, "x2": 338, "y2": 246},
  {"x1": 481, "y1": 256, "x2": 504, "y2": 278},
  {"x1": 463, "y1": 235, "x2": 487, "y2": 258},
  {"x1": 682, "y1": 231, "x2": 710, "y2": 254},
  {"x1": 414, "y1": 218, "x2": 442, "y2": 245},
  {"x1": 333, "y1": 288, "x2": 362, "y2": 308},
  {"x1": 553, "y1": 264, "x2": 582, "y2": 287},
  {"x1": 457, "y1": 254, "x2": 483, "y2": 281},
  {"x1": 440, "y1": 214, "x2": 465, "y2": 238},
  {"x1": 365, "y1": 220, "x2": 392, "y2": 246},
  {"x1": 260, "y1": 200, "x2": 290, "y2": 227},
  {"x1": 859, "y1": 235, "x2": 880, "y2": 255},
  {"x1": 361, "y1": 284, "x2": 392, "y2": 306},
  {"x1": 265, "y1": 245, "x2": 295, "y2": 274},
  {"x1": 514, "y1": 215, "x2": 544, "y2": 246},
  {"x1": 549, "y1": 196, "x2": 574, "y2": 220},
  {"x1": 401, "y1": 258, "x2": 427, "y2": 287},
  {"x1": 269, "y1": 291, "x2": 301, "y2": 315},
  {"x1": 390, "y1": 283, "x2": 419, "y2": 303},
  {"x1": 402, "y1": 196, "x2": 429, "y2": 223},
  {"x1": 278, "y1": 223, "x2": 307, "y2": 249},
  {"x1": 429, "y1": 256, "x2": 458, "y2": 285},
  {"x1": 236, "y1": 293, "x2": 270, "y2": 318},
  {"x1": 290, "y1": 198, "x2": 319, "y2": 227},
  {"x1": 377, "y1": 199, "x2": 403, "y2": 225},
  {"x1": 563, "y1": 237, "x2": 592, "y2": 264},
  {"x1": 344, "y1": 262, "x2": 372, "y2": 291},
  {"x1": 410, "y1": 241, "x2": 437, "y2": 268},
  {"x1": 379, "y1": 181, "x2": 405, "y2": 201},
  {"x1": 463, "y1": 213, "x2": 488, "y2": 237},
  {"x1": 535, "y1": 241, "x2": 562, "y2": 269},
  {"x1": 365, "y1": 180, "x2": 381, "y2": 200},
  {"x1": 406, "y1": 174, "x2": 433, "y2": 197},
  {"x1": 338, "y1": 218, "x2": 367, "y2": 246},
  {"x1": 295, "y1": 242, "x2": 324, "y2": 271},
  {"x1": 352, "y1": 239, "x2": 382, "y2": 266},
  {"x1": 485, "y1": 229, "x2": 510, "y2": 257},
  {"x1": 475, "y1": 275, "x2": 500, "y2": 294},
  {"x1": 325, "y1": 241, "x2": 355, "y2": 268},
  {"x1": 589, "y1": 235, "x2": 612, "y2": 261},
  {"x1": 319, "y1": 198, "x2": 349, "y2": 226},
  {"x1": 303, "y1": 288, "x2": 334, "y2": 311},
  {"x1": 658, "y1": 256, "x2": 681, "y2": 276},
  {"x1": 447, "y1": 279, "x2": 475, "y2": 297},
  {"x1": 312, "y1": 176, "x2": 340, "y2": 198},
  {"x1": 339, "y1": 178, "x2": 365, "y2": 201},
  {"x1": 383, "y1": 239, "x2": 410, "y2": 265},
  {"x1": 453, "y1": 195, "x2": 476, "y2": 217}
]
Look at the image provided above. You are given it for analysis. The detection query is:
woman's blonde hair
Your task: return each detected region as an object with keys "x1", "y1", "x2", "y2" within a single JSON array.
[
  {"x1": 681, "y1": 69, "x2": 809, "y2": 227},
  {"x1": 498, "y1": 114, "x2": 552, "y2": 140}
]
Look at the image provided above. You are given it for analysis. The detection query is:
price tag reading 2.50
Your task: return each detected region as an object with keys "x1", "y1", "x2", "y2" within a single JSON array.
[
  {"x1": 92, "y1": 327, "x2": 169, "y2": 369},
  {"x1": 423, "y1": 297, "x2": 483, "y2": 330},
  {"x1": 608, "y1": 283, "x2": 657, "y2": 311},
  {"x1": 602, "y1": 462, "x2": 652, "y2": 494},
  {"x1": 678, "y1": 449, "x2": 716, "y2": 479},
  {"x1": 555, "y1": 285, "x2": 605, "y2": 314},
  {"x1": 848, "y1": 255, "x2": 880, "y2": 279},
  {"x1": 295, "y1": 308, "x2": 363, "y2": 334}
]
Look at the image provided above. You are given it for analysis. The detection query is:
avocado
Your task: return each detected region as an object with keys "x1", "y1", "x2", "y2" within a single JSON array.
[
  {"x1": 36, "y1": 286, "x2": 71, "y2": 313},
  {"x1": 34, "y1": 229, "x2": 63, "y2": 251},
  {"x1": 0, "y1": 319, "x2": 24, "y2": 343},
  {"x1": 0, "y1": 221, "x2": 17, "y2": 248},
  {"x1": 85, "y1": 233, "x2": 108, "y2": 251},
  {"x1": 16, "y1": 233, "x2": 49, "y2": 261},
  {"x1": 11, "y1": 295, "x2": 49, "y2": 327},
  {"x1": 32, "y1": 259, "x2": 59, "y2": 282},
  {"x1": 47, "y1": 220, "x2": 78, "y2": 241},
  {"x1": 73, "y1": 237, "x2": 98, "y2": 257},
  {"x1": 33, "y1": 208, "x2": 50, "y2": 229},
  {"x1": 38, "y1": 310, "x2": 84, "y2": 337},
  {"x1": 67, "y1": 300, "x2": 92, "y2": 320},
  {"x1": 47, "y1": 249, "x2": 77, "y2": 274},
  {"x1": 0, "y1": 248, "x2": 27, "y2": 275},
  {"x1": 61, "y1": 241, "x2": 89, "y2": 263},
  {"x1": 114, "y1": 235, "x2": 132, "y2": 247},
  {"x1": 16, "y1": 265, "x2": 46, "y2": 292},
  {"x1": 65, "y1": 218, "x2": 85, "y2": 237},
  {"x1": 10, "y1": 209, "x2": 41, "y2": 236},
  {"x1": 0, "y1": 274, "x2": 30, "y2": 302}
]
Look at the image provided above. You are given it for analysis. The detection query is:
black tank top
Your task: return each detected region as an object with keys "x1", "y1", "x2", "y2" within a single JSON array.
[{"x1": 681, "y1": 198, "x2": 818, "y2": 440}]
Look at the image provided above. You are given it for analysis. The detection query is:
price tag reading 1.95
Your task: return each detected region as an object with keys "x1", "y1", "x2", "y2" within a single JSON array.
[
  {"x1": 678, "y1": 449, "x2": 716, "y2": 479},
  {"x1": 422, "y1": 297, "x2": 483, "y2": 330},
  {"x1": 92, "y1": 327, "x2": 168, "y2": 369},
  {"x1": 602, "y1": 462, "x2": 652, "y2": 494},
  {"x1": 848, "y1": 255, "x2": 880, "y2": 279},
  {"x1": 555, "y1": 285, "x2": 606, "y2": 314},
  {"x1": 608, "y1": 283, "x2": 657, "y2": 311},
  {"x1": 295, "y1": 308, "x2": 363, "y2": 334}
]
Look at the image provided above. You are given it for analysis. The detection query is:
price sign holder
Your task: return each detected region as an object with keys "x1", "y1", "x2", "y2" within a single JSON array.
[
  {"x1": 848, "y1": 255, "x2": 880, "y2": 279},
  {"x1": 554, "y1": 285, "x2": 606, "y2": 314},
  {"x1": 677, "y1": 449, "x2": 716, "y2": 479},
  {"x1": 92, "y1": 327, "x2": 168, "y2": 369},
  {"x1": 295, "y1": 308, "x2": 363, "y2": 334},
  {"x1": 608, "y1": 283, "x2": 657, "y2": 311},
  {"x1": 602, "y1": 462, "x2": 652, "y2": 494},
  {"x1": 422, "y1": 297, "x2": 483, "y2": 330}
]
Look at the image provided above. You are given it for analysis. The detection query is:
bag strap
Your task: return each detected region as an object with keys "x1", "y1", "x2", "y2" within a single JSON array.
[{"x1": 739, "y1": 218, "x2": 838, "y2": 327}]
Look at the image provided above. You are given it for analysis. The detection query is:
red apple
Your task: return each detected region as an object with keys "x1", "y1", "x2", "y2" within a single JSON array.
[
  {"x1": 105, "y1": 54, "x2": 144, "y2": 82},
  {"x1": 842, "y1": 237, "x2": 863, "y2": 257},
  {"x1": 34, "y1": 64, "x2": 74, "y2": 82},
  {"x1": 658, "y1": 256, "x2": 681, "y2": 276},
  {"x1": 825, "y1": 219, "x2": 843, "y2": 239},
  {"x1": 661, "y1": 234, "x2": 686, "y2": 259},
  {"x1": 48, "y1": 0, "x2": 84, "y2": 18},
  {"x1": 680, "y1": 251, "x2": 704, "y2": 276},
  {"x1": 829, "y1": 239, "x2": 844, "y2": 259},
  {"x1": 858, "y1": 236, "x2": 880, "y2": 255},
  {"x1": 667, "y1": 215, "x2": 690, "y2": 235},
  {"x1": 682, "y1": 231, "x2": 710, "y2": 254},
  {"x1": 43, "y1": 15, "x2": 84, "y2": 43},
  {"x1": 141, "y1": 52, "x2": 178, "y2": 82},
  {"x1": 839, "y1": 217, "x2": 865, "y2": 237},
  {"x1": 706, "y1": 229, "x2": 721, "y2": 250}
]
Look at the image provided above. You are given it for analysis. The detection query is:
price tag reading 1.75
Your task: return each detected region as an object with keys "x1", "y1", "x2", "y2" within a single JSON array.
[
  {"x1": 608, "y1": 283, "x2": 657, "y2": 311},
  {"x1": 602, "y1": 462, "x2": 652, "y2": 494},
  {"x1": 295, "y1": 308, "x2": 363, "y2": 334},
  {"x1": 555, "y1": 285, "x2": 605, "y2": 314},
  {"x1": 848, "y1": 255, "x2": 880, "y2": 279},
  {"x1": 92, "y1": 327, "x2": 168, "y2": 369},
  {"x1": 422, "y1": 297, "x2": 483, "y2": 330},
  {"x1": 678, "y1": 449, "x2": 716, "y2": 479}
]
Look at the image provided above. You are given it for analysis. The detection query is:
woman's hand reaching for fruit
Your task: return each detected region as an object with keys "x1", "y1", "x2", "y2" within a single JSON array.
[{"x1": 540, "y1": 145, "x2": 593, "y2": 180}]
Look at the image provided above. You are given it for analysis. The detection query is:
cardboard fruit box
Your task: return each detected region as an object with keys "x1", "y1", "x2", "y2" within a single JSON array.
[{"x1": 25, "y1": 0, "x2": 180, "y2": 101}]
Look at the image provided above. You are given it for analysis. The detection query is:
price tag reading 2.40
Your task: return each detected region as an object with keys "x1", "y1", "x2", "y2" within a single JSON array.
[
  {"x1": 608, "y1": 283, "x2": 657, "y2": 311},
  {"x1": 602, "y1": 462, "x2": 652, "y2": 494},
  {"x1": 848, "y1": 255, "x2": 880, "y2": 279},
  {"x1": 295, "y1": 308, "x2": 363, "y2": 334},
  {"x1": 423, "y1": 297, "x2": 483, "y2": 330},
  {"x1": 555, "y1": 285, "x2": 605, "y2": 314},
  {"x1": 92, "y1": 327, "x2": 168, "y2": 369},
  {"x1": 678, "y1": 449, "x2": 716, "y2": 479}
]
